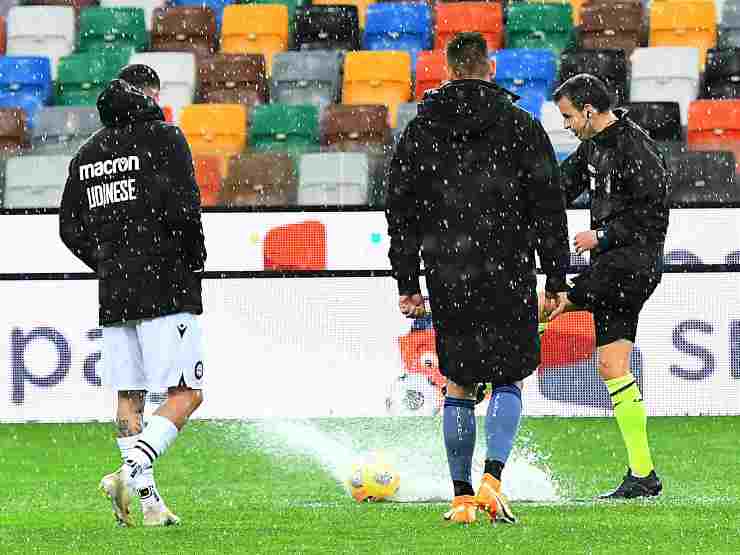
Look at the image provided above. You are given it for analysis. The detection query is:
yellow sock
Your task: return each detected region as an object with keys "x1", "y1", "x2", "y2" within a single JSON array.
[{"x1": 606, "y1": 374, "x2": 654, "y2": 478}]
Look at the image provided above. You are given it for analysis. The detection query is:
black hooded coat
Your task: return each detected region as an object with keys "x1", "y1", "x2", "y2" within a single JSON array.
[
  {"x1": 385, "y1": 80, "x2": 570, "y2": 385},
  {"x1": 60, "y1": 79, "x2": 206, "y2": 326}
]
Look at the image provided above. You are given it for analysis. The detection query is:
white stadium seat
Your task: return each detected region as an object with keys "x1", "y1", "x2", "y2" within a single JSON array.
[
  {"x1": 540, "y1": 101, "x2": 580, "y2": 162},
  {"x1": 128, "y1": 52, "x2": 197, "y2": 122},
  {"x1": 298, "y1": 152, "x2": 369, "y2": 206},
  {"x1": 3, "y1": 154, "x2": 73, "y2": 208}
]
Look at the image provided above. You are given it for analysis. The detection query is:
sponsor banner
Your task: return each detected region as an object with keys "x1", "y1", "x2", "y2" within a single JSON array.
[
  {"x1": 1, "y1": 209, "x2": 739, "y2": 273},
  {"x1": 1, "y1": 274, "x2": 738, "y2": 422}
]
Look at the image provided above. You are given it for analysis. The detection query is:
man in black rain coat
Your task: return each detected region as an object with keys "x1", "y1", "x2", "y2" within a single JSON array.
[{"x1": 385, "y1": 33, "x2": 569, "y2": 524}]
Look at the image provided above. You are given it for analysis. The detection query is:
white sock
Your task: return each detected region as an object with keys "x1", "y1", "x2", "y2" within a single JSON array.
[
  {"x1": 125, "y1": 415, "x2": 178, "y2": 470},
  {"x1": 117, "y1": 435, "x2": 165, "y2": 510}
]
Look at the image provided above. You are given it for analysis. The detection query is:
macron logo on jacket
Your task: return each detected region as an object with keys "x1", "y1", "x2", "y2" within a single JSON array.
[{"x1": 80, "y1": 155, "x2": 141, "y2": 210}]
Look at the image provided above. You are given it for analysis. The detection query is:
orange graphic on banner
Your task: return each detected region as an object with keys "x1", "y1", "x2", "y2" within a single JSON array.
[{"x1": 263, "y1": 220, "x2": 327, "y2": 270}]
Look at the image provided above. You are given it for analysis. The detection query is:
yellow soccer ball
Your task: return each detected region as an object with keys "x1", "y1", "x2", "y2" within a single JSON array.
[{"x1": 347, "y1": 456, "x2": 400, "y2": 502}]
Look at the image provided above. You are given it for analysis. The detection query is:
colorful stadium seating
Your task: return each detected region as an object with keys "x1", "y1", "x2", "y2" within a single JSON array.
[
  {"x1": 6, "y1": 6, "x2": 75, "y2": 80},
  {"x1": 311, "y1": 0, "x2": 375, "y2": 29},
  {"x1": 688, "y1": 99, "x2": 740, "y2": 173},
  {"x1": 493, "y1": 49, "x2": 556, "y2": 119},
  {"x1": 31, "y1": 106, "x2": 100, "y2": 155},
  {"x1": 0, "y1": 56, "x2": 52, "y2": 104},
  {"x1": 129, "y1": 52, "x2": 196, "y2": 121},
  {"x1": 298, "y1": 152, "x2": 369, "y2": 206},
  {"x1": 703, "y1": 48, "x2": 740, "y2": 100},
  {"x1": 506, "y1": 2, "x2": 573, "y2": 56},
  {"x1": 77, "y1": 7, "x2": 148, "y2": 53},
  {"x1": 193, "y1": 155, "x2": 223, "y2": 206},
  {"x1": 415, "y1": 50, "x2": 447, "y2": 100},
  {"x1": 630, "y1": 47, "x2": 700, "y2": 126},
  {"x1": 150, "y1": 7, "x2": 217, "y2": 58},
  {"x1": 220, "y1": 5, "x2": 288, "y2": 74},
  {"x1": 649, "y1": 0, "x2": 716, "y2": 71},
  {"x1": 270, "y1": 50, "x2": 342, "y2": 109},
  {"x1": 363, "y1": 3, "x2": 432, "y2": 68},
  {"x1": 343, "y1": 51, "x2": 411, "y2": 127},
  {"x1": 221, "y1": 152, "x2": 297, "y2": 206},
  {"x1": 624, "y1": 102, "x2": 682, "y2": 143},
  {"x1": 179, "y1": 104, "x2": 247, "y2": 172},
  {"x1": 249, "y1": 103, "x2": 319, "y2": 157},
  {"x1": 3, "y1": 153, "x2": 71, "y2": 208},
  {"x1": 55, "y1": 50, "x2": 131, "y2": 106},
  {"x1": 579, "y1": 0, "x2": 643, "y2": 57},
  {"x1": 294, "y1": 5, "x2": 360, "y2": 51},
  {"x1": 560, "y1": 48, "x2": 628, "y2": 107},
  {"x1": 435, "y1": 2, "x2": 504, "y2": 52},
  {"x1": 197, "y1": 53, "x2": 268, "y2": 107}
]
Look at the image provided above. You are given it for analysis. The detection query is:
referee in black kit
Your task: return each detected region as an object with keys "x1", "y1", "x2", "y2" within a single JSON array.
[{"x1": 546, "y1": 73, "x2": 669, "y2": 499}]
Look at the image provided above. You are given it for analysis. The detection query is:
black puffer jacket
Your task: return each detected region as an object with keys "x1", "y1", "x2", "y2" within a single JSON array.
[
  {"x1": 385, "y1": 79, "x2": 569, "y2": 384},
  {"x1": 560, "y1": 108, "x2": 669, "y2": 271},
  {"x1": 60, "y1": 79, "x2": 206, "y2": 325}
]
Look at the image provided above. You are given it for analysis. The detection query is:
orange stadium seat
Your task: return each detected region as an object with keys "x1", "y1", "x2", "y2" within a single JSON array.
[
  {"x1": 197, "y1": 53, "x2": 268, "y2": 107},
  {"x1": 649, "y1": 0, "x2": 717, "y2": 71},
  {"x1": 415, "y1": 50, "x2": 447, "y2": 100},
  {"x1": 221, "y1": 152, "x2": 297, "y2": 207},
  {"x1": 311, "y1": 0, "x2": 375, "y2": 29},
  {"x1": 180, "y1": 104, "x2": 247, "y2": 175},
  {"x1": 150, "y1": 6, "x2": 217, "y2": 58},
  {"x1": 688, "y1": 99, "x2": 740, "y2": 173},
  {"x1": 343, "y1": 51, "x2": 411, "y2": 127},
  {"x1": 193, "y1": 155, "x2": 223, "y2": 207},
  {"x1": 220, "y1": 5, "x2": 288, "y2": 74},
  {"x1": 434, "y1": 2, "x2": 504, "y2": 52}
]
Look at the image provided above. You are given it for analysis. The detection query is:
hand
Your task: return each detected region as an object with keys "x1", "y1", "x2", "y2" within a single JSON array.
[
  {"x1": 399, "y1": 294, "x2": 426, "y2": 319},
  {"x1": 573, "y1": 230, "x2": 598, "y2": 255},
  {"x1": 546, "y1": 292, "x2": 571, "y2": 321}
]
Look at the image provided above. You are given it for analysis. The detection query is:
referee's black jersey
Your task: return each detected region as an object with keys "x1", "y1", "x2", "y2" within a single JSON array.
[{"x1": 60, "y1": 79, "x2": 206, "y2": 326}]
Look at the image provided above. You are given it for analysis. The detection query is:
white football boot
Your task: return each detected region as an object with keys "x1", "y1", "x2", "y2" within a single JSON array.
[{"x1": 99, "y1": 469, "x2": 133, "y2": 527}]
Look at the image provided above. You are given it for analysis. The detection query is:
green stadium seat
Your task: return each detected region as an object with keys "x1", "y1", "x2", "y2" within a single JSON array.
[
  {"x1": 506, "y1": 3, "x2": 574, "y2": 57},
  {"x1": 55, "y1": 50, "x2": 131, "y2": 106},
  {"x1": 77, "y1": 7, "x2": 148, "y2": 53},
  {"x1": 249, "y1": 104, "x2": 319, "y2": 158}
]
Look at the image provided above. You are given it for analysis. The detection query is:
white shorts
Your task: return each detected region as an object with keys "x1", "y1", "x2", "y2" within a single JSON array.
[{"x1": 102, "y1": 312, "x2": 205, "y2": 392}]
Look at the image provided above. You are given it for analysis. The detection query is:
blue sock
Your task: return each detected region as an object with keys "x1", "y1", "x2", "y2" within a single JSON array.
[
  {"x1": 443, "y1": 397, "x2": 476, "y2": 490},
  {"x1": 485, "y1": 383, "x2": 523, "y2": 475}
]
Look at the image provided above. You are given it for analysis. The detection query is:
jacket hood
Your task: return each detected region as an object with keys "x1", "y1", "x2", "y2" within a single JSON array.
[
  {"x1": 417, "y1": 79, "x2": 520, "y2": 136},
  {"x1": 97, "y1": 79, "x2": 165, "y2": 128}
]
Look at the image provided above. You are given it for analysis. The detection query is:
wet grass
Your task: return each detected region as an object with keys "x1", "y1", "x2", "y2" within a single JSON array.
[{"x1": 0, "y1": 417, "x2": 738, "y2": 554}]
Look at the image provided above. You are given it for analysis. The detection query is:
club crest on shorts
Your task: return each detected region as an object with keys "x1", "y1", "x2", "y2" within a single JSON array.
[{"x1": 194, "y1": 361, "x2": 204, "y2": 380}]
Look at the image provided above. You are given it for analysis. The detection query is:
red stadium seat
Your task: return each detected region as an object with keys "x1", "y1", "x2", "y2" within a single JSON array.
[
  {"x1": 434, "y1": 2, "x2": 504, "y2": 52},
  {"x1": 193, "y1": 155, "x2": 223, "y2": 207},
  {"x1": 415, "y1": 50, "x2": 447, "y2": 100},
  {"x1": 688, "y1": 99, "x2": 740, "y2": 173}
]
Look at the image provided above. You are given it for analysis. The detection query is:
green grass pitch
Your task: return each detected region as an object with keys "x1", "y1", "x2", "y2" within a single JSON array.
[{"x1": 1, "y1": 417, "x2": 738, "y2": 555}]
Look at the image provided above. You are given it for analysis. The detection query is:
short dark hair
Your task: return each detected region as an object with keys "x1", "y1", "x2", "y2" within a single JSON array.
[
  {"x1": 117, "y1": 64, "x2": 160, "y2": 91},
  {"x1": 553, "y1": 73, "x2": 612, "y2": 112},
  {"x1": 446, "y1": 32, "x2": 489, "y2": 76}
]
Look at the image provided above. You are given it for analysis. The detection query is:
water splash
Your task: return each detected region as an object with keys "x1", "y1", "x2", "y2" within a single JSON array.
[{"x1": 250, "y1": 418, "x2": 560, "y2": 503}]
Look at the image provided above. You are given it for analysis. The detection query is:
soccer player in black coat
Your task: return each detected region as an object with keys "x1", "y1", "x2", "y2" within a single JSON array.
[
  {"x1": 385, "y1": 33, "x2": 570, "y2": 524},
  {"x1": 60, "y1": 66, "x2": 206, "y2": 527},
  {"x1": 546, "y1": 73, "x2": 669, "y2": 499}
]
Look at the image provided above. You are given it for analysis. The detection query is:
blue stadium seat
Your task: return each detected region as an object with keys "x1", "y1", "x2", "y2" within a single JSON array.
[
  {"x1": 363, "y1": 3, "x2": 432, "y2": 69},
  {"x1": 0, "y1": 56, "x2": 52, "y2": 104},
  {"x1": 492, "y1": 49, "x2": 556, "y2": 119},
  {"x1": 171, "y1": 0, "x2": 233, "y2": 28}
]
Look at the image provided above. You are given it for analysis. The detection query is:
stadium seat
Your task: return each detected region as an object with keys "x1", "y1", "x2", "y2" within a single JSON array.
[
  {"x1": 3, "y1": 154, "x2": 72, "y2": 208},
  {"x1": 649, "y1": 0, "x2": 716, "y2": 71},
  {"x1": 311, "y1": 0, "x2": 375, "y2": 29},
  {"x1": 688, "y1": 99, "x2": 740, "y2": 173},
  {"x1": 30, "y1": 106, "x2": 100, "y2": 155},
  {"x1": 252, "y1": 0, "x2": 307, "y2": 48},
  {"x1": 415, "y1": 50, "x2": 447, "y2": 100},
  {"x1": 270, "y1": 50, "x2": 342, "y2": 109},
  {"x1": 624, "y1": 102, "x2": 682, "y2": 143},
  {"x1": 193, "y1": 155, "x2": 223, "y2": 206},
  {"x1": 171, "y1": 0, "x2": 232, "y2": 29},
  {"x1": 294, "y1": 5, "x2": 360, "y2": 51},
  {"x1": 720, "y1": 2, "x2": 740, "y2": 49},
  {"x1": 100, "y1": 0, "x2": 166, "y2": 31},
  {"x1": 0, "y1": 56, "x2": 52, "y2": 104},
  {"x1": 197, "y1": 53, "x2": 268, "y2": 107},
  {"x1": 0, "y1": 16, "x2": 4, "y2": 55},
  {"x1": 493, "y1": 49, "x2": 556, "y2": 119},
  {"x1": 702, "y1": 48, "x2": 740, "y2": 100},
  {"x1": 394, "y1": 101, "x2": 417, "y2": 139},
  {"x1": 506, "y1": 2, "x2": 574, "y2": 56},
  {"x1": 221, "y1": 152, "x2": 297, "y2": 206},
  {"x1": 220, "y1": 5, "x2": 288, "y2": 74},
  {"x1": 559, "y1": 48, "x2": 628, "y2": 107},
  {"x1": 434, "y1": 2, "x2": 504, "y2": 51},
  {"x1": 150, "y1": 7, "x2": 217, "y2": 58},
  {"x1": 299, "y1": 152, "x2": 369, "y2": 206},
  {"x1": 666, "y1": 149, "x2": 739, "y2": 207},
  {"x1": 56, "y1": 50, "x2": 131, "y2": 106},
  {"x1": 22, "y1": 0, "x2": 96, "y2": 13},
  {"x1": 630, "y1": 47, "x2": 700, "y2": 126},
  {"x1": 343, "y1": 51, "x2": 411, "y2": 127},
  {"x1": 540, "y1": 100, "x2": 580, "y2": 162},
  {"x1": 0, "y1": 107, "x2": 25, "y2": 154},
  {"x1": 77, "y1": 7, "x2": 148, "y2": 53},
  {"x1": 363, "y1": 3, "x2": 432, "y2": 68},
  {"x1": 129, "y1": 52, "x2": 196, "y2": 121},
  {"x1": 320, "y1": 103, "x2": 388, "y2": 206},
  {"x1": 579, "y1": 0, "x2": 643, "y2": 57},
  {"x1": 0, "y1": 93, "x2": 41, "y2": 128},
  {"x1": 249, "y1": 104, "x2": 319, "y2": 157},
  {"x1": 6, "y1": 7, "x2": 75, "y2": 80},
  {"x1": 179, "y1": 104, "x2": 247, "y2": 172}
]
